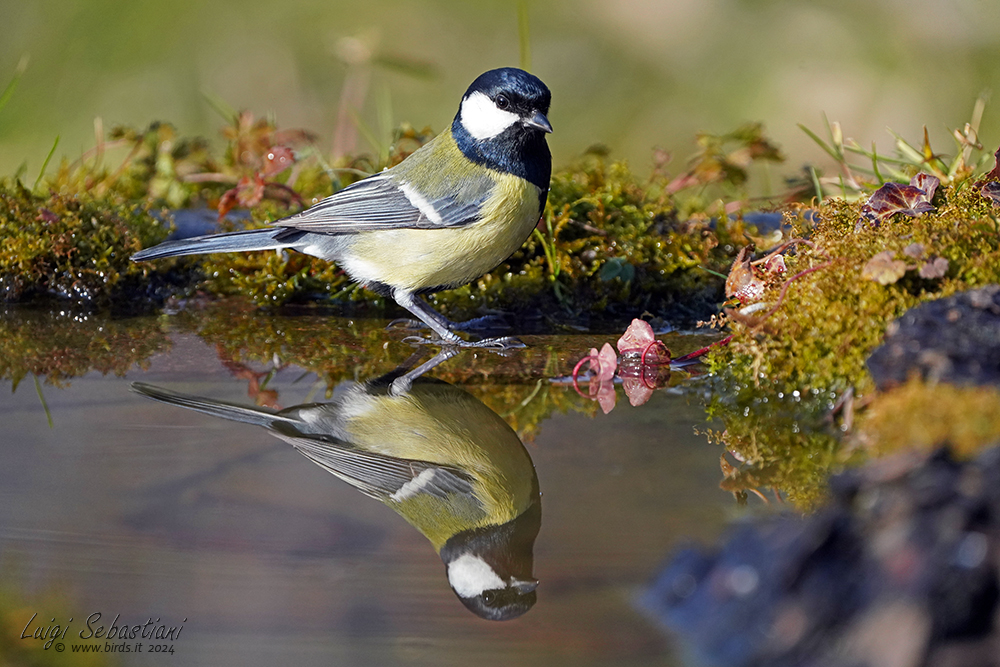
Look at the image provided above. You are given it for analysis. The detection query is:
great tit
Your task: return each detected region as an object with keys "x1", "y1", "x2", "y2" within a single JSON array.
[
  {"x1": 131, "y1": 350, "x2": 542, "y2": 621},
  {"x1": 131, "y1": 68, "x2": 553, "y2": 348}
]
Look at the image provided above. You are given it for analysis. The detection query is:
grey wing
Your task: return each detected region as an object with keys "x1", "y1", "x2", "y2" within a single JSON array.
[
  {"x1": 284, "y1": 435, "x2": 479, "y2": 505},
  {"x1": 274, "y1": 174, "x2": 487, "y2": 234}
]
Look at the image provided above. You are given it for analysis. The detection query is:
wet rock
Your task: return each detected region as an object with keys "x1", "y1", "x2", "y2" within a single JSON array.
[
  {"x1": 641, "y1": 447, "x2": 1000, "y2": 667},
  {"x1": 867, "y1": 285, "x2": 1000, "y2": 390}
]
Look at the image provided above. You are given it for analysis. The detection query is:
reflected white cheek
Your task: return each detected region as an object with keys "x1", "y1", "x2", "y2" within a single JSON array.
[
  {"x1": 447, "y1": 553, "x2": 505, "y2": 598},
  {"x1": 460, "y1": 91, "x2": 518, "y2": 140}
]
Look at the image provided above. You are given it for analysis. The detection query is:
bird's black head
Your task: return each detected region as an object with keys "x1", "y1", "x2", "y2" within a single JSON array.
[
  {"x1": 440, "y1": 495, "x2": 541, "y2": 621},
  {"x1": 452, "y1": 68, "x2": 552, "y2": 190}
]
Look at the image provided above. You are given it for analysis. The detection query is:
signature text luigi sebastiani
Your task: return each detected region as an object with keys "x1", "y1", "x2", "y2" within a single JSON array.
[{"x1": 21, "y1": 611, "x2": 186, "y2": 653}]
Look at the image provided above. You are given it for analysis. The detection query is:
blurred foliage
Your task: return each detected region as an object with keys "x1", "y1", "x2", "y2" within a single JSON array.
[
  {"x1": 855, "y1": 379, "x2": 1000, "y2": 457},
  {"x1": 0, "y1": 561, "x2": 115, "y2": 666},
  {"x1": 0, "y1": 307, "x2": 168, "y2": 389}
]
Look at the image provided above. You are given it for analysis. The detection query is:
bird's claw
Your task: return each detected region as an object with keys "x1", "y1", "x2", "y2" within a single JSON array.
[{"x1": 461, "y1": 336, "x2": 526, "y2": 350}]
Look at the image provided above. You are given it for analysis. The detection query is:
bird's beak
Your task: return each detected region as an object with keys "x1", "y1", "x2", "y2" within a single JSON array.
[
  {"x1": 522, "y1": 111, "x2": 553, "y2": 134},
  {"x1": 511, "y1": 578, "x2": 539, "y2": 594}
]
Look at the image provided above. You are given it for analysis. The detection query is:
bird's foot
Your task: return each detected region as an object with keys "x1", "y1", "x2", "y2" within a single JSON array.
[{"x1": 460, "y1": 336, "x2": 526, "y2": 350}]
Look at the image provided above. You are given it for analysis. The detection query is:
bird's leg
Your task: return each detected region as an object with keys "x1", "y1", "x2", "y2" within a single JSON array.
[
  {"x1": 388, "y1": 348, "x2": 461, "y2": 396},
  {"x1": 391, "y1": 290, "x2": 525, "y2": 349},
  {"x1": 391, "y1": 290, "x2": 465, "y2": 344}
]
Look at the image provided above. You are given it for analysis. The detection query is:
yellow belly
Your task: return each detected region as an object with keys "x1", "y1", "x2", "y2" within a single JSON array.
[{"x1": 342, "y1": 174, "x2": 542, "y2": 292}]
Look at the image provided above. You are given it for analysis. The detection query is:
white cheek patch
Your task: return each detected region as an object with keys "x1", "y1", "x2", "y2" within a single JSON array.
[
  {"x1": 460, "y1": 91, "x2": 519, "y2": 141},
  {"x1": 447, "y1": 553, "x2": 505, "y2": 598}
]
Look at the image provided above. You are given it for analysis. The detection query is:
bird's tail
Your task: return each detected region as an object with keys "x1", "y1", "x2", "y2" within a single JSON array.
[
  {"x1": 131, "y1": 227, "x2": 292, "y2": 261},
  {"x1": 131, "y1": 382, "x2": 297, "y2": 428}
]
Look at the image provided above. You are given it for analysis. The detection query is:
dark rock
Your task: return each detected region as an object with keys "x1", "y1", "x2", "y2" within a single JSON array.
[
  {"x1": 641, "y1": 447, "x2": 1000, "y2": 667},
  {"x1": 867, "y1": 285, "x2": 1000, "y2": 390}
]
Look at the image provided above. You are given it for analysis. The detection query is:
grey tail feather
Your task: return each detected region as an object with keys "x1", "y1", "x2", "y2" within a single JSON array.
[
  {"x1": 130, "y1": 382, "x2": 297, "y2": 428},
  {"x1": 131, "y1": 227, "x2": 292, "y2": 261}
]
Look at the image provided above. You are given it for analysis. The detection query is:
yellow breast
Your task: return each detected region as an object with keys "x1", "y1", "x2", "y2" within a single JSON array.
[{"x1": 342, "y1": 173, "x2": 542, "y2": 293}]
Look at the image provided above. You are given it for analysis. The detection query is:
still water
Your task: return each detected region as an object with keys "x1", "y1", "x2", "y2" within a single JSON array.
[{"x1": 1, "y1": 306, "x2": 734, "y2": 666}]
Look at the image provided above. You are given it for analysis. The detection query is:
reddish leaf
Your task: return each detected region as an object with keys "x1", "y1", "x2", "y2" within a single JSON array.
[
  {"x1": 593, "y1": 375, "x2": 617, "y2": 414},
  {"x1": 572, "y1": 343, "x2": 618, "y2": 414},
  {"x1": 617, "y1": 318, "x2": 656, "y2": 355},
  {"x1": 217, "y1": 188, "x2": 239, "y2": 219},
  {"x1": 262, "y1": 145, "x2": 295, "y2": 177},
  {"x1": 617, "y1": 319, "x2": 671, "y2": 363},
  {"x1": 857, "y1": 173, "x2": 939, "y2": 229},
  {"x1": 726, "y1": 246, "x2": 765, "y2": 303},
  {"x1": 982, "y1": 145, "x2": 1000, "y2": 181},
  {"x1": 622, "y1": 376, "x2": 654, "y2": 407},
  {"x1": 982, "y1": 181, "x2": 1000, "y2": 206},
  {"x1": 910, "y1": 172, "x2": 939, "y2": 201},
  {"x1": 595, "y1": 343, "x2": 618, "y2": 380}
]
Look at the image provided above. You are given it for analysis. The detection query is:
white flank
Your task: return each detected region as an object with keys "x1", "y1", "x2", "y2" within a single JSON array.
[
  {"x1": 460, "y1": 91, "x2": 518, "y2": 140},
  {"x1": 390, "y1": 468, "x2": 437, "y2": 502},
  {"x1": 447, "y1": 553, "x2": 505, "y2": 598},
  {"x1": 398, "y1": 181, "x2": 444, "y2": 225}
]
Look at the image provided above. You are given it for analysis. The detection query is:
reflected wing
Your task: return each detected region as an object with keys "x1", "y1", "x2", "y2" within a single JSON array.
[
  {"x1": 282, "y1": 434, "x2": 479, "y2": 505},
  {"x1": 274, "y1": 174, "x2": 486, "y2": 234}
]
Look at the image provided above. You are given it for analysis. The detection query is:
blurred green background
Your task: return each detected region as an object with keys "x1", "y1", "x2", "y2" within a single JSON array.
[{"x1": 2, "y1": 0, "x2": 1000, "y2": 181}]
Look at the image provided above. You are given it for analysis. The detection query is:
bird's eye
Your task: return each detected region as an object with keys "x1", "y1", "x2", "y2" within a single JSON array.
[
  {"x1": 495, "y1": 95, "x2": 510, "y2": 110},
  {"x1": 483, "y1": 591, "x2": 496, "y2": 603}
]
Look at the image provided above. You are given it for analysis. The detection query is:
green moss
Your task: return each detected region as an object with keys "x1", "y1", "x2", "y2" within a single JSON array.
[
  {"x1": 0, "y1": 307, "x2": 169, "y2": 389},
  {"x1": 710, "y1": 182, "x2": 1000, "y2": 396},
  {"x1": 0, "y1": 180, "x2": 173, "y2": 306},
  {"x1": 856, "y1": 379, "x2": 1000, "y2": 456},
  {"x1": 702, "y1": 175, "x2": 1000, "y2": 506},
  {"x1": 705, "y1": 383, "x2": 855, "y2": 509}
]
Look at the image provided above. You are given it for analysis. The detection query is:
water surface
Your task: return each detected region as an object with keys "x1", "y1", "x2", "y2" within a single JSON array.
[{"x1": 2, "y1": 307, "x2": 734, "y2": 666}]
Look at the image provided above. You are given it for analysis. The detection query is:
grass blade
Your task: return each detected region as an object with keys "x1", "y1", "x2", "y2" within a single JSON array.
[
  {"x1": 33, "y1": 135, "x2": 59, "y2": 191},
  {"x1": 798, "y1": 124, "x2": 840, "y2": 162},
  {"x1": 809, "y1": 165, "x2": 823, "y2": 201},
  {"x1": 33, "y1": 374, "x2": 54, "y2": 429},
  {"x1": 0, "y1": 55, "x2": 28, "y2": 116}
]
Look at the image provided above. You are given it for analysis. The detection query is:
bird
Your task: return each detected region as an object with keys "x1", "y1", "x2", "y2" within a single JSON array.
[
  {"x1": 131, "y1": 68, "x2": 553, "y2": 349},
  {"x1": 131, "y1": 350, "x2": 542, "y2": 621}
]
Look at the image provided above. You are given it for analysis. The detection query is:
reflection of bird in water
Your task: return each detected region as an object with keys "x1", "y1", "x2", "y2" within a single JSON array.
[{"x1": 131, "y1": 351, "x2": 541, "y2": 621}]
